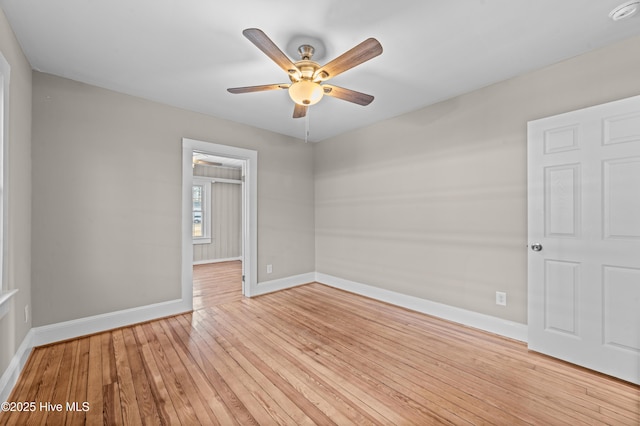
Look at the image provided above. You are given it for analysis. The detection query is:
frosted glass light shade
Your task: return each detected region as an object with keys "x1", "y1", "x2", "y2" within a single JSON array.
[{"x1": 288, "y1": 81, "x2": 324, "y2": 106}]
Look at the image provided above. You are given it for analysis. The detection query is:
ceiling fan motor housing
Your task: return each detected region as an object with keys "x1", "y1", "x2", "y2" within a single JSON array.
[{"x1": 288, "y1": 49, "x2": 324, "y2": 106}]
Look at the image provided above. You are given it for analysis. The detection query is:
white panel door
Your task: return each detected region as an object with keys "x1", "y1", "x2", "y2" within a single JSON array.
[{"x1": 528, "y1": 95, "x2": 640, "y2": 385}]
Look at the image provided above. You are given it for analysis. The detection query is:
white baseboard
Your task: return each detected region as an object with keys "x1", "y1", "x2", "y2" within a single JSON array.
[
  {"x1": 0, "y1": 329, "x2": 34, "y2": 403},
  {"x1": 1, "y1": 298, "x2": 191, "y2": 402},
  {"x1": 31, "y1": 298, "x2": 191, "y2": 347},
  {"x1": 315, "y1": 273, "x2": 528, "y2": 342},
  {"x1": 253, "y1": 272, "x2": 315, "y2": 296},
  {"x1": 193, "y1": 257, "x2": 242, "y2": 266}
]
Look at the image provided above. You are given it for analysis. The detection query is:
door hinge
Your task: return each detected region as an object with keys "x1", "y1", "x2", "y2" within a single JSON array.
[{"x1": 242, "y1": 275, "x2": 245, "y2": 282}]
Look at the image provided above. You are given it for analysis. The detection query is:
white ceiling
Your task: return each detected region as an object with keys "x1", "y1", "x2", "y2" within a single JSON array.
[{"x1": 2, "y1": 0, "x2": 640, "y2": 142}]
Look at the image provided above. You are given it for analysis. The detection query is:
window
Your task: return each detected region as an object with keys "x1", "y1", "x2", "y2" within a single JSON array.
[
  {"x1": 192, "y1": 177, "x2": 211, "y2": 244},
  {"x1": 192, "y1": 184, "x2": 204, "y2": 237}
]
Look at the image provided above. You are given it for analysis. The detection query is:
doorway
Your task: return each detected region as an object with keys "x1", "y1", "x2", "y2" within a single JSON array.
[
  {"x1": 181, "y1": 138, "x2": 258, "y2": 311},
  {"x1": 192, "y1": 152, "x2": 243, "y2": 264}
]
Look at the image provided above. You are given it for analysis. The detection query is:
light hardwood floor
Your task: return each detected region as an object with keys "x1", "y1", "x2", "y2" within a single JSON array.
[{"x1": 2, "y1": 261, "x2": 639, "y2": 425}]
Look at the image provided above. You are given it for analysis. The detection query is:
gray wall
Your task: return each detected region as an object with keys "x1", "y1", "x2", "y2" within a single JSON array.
[
  {"x1": 0, "y1": 8, "x2": 32, "y2": 377},
  {"x1": 314, "y1": 34, "x2": 640, "y2": 324},
  {"x1": 193, "y1": 164, "x2": 242, "y2": 262},
  {"x1": 31, "y1": 72, "x2": 315, "y2": 326}
]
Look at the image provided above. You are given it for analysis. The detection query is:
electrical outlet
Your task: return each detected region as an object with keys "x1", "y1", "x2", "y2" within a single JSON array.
[
  {"x1": 496, "y1": 291, "x2": 507, "y2": 306},
  {"x1": 24, "y1": 305, "x2": 29, "y2": 323},
  {"x1": 267, "y1": 264, "x2": 273, "y2": 274}
]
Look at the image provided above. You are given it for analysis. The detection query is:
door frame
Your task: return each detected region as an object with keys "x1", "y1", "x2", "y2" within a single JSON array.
[{"x1": 181, "y1": 138, "x2": 258, "y2": 304}]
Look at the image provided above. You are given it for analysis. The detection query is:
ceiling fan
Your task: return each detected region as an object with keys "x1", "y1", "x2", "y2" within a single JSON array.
[{"x1": 228, "y1": 28, "x2": 383, "y2": 119}]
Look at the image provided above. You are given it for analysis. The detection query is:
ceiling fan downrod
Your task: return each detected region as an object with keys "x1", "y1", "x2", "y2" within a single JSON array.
[{"x1": 298, "y1": 44, "x2": 315, "y2": 60}]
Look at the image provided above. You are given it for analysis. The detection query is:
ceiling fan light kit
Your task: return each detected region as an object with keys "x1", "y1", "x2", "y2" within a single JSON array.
[
  {"x1": 609, "y1": 1, "x2": 640, "y2": 20},
  {"x1": 289, "y1": 80, "x2": 324, "y2": 105},
  {"x1": 228, "y1": 28, "x2": 382, "y2": 119}
]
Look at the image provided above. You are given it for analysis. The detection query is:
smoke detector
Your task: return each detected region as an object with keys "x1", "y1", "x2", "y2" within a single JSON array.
[{"x1": 609, "y1": 1, "x2": 640, "y2": 21}]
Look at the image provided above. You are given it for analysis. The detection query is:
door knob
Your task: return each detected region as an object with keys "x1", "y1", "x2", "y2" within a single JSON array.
[{"x1": 531, "y1": 243, "x2": 543, "y2": 252}]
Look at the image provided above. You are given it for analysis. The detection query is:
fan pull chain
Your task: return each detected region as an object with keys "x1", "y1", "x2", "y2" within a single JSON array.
[{"x1": 305, "y1": 110, "x2": 310, "y2": 143}]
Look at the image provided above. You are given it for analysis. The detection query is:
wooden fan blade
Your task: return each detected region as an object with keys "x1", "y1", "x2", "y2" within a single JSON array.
[
  {"x1": 293, "y1": 103, "x2": 308, "y2": 119},
  {"x1": 243, "y1": 28, "x2": 300, "y2": 76},
  {"x1": 227, "y1": 84, "x2": 289, "y2": 94},
  {"x1": 322, "y1": 85, "x2": 374, "y2": 106},
  {"x1": 314, "y1": 38, "x2": 382, "y2": 81}
]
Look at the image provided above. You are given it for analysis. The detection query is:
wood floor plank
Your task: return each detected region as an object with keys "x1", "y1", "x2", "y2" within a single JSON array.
[
  {"x1": 211, "y1": 302, "x2": 424, "y2": 425},
  {"x1": 23, "y1": 342, "x2": 65, "y2": 425},
  {"x1": 193, "y1": 261, "x2": 244, "y2": 309},
  {"x1": 248, "y1": 291, "x2": 508, "y2": 425},
  {"x1": 101, "y1": 332, "x2": 124, "y2": 425},
  {"x1": 121, "y1": 327, "x2": 163, "y2": 425},
  {"x1": 167, "y1": 315, "x2": 257, "y2": 425},
  {"x1": 133, "y1": 323, "x2": 181, "y2": 425},
  {"x1": 2, "y1": 261, "x2": 638, "y2": 425},
  {"x1": 86, "y1": 334, "x2": 105, "y2": 425},
  {"x1": 176, "y1": 313, "x2": 317, "y2": 426},
  {"x1": 102, "y1": 382, "x2": 123, "y2": 426},
  {"x1": 200, "y1": 310, "x2": 362, "y2": 425},
  {"x1": 174, "y1": 313, "x2": 328, "y2": 426},
  {"x1": 154, "y1": 319, "x2": 230, "y2": 425},
  {"x1": 139, "y1": 321, "x2": 202, "y2": 425},
  {"x1": 174, "y1": 315, "x2": 285, "y2": 425},
  {"x1": 101, "y1": 331, "x2": 118, "y2": 386},
  {"x1": 242, "y1": 292, "x2": 507, "y2": 424},
  {"x1": 66, "y1": 337, "x2": 90, "y2": 425},
  {"x1": 166, "y1": 315, "x2": 242, "y2": 426},
  {"x1": 46, "y1": 339, "x2": 78, "y2": 426},
  {"x1": 287, "y1": 285, "x2": 621, "y2": 425},
  {"x1": 112, "y1": 329, "x2": 144, "y2": 426}
]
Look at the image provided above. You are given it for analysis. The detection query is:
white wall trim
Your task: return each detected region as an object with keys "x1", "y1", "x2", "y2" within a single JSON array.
[
  {"x1": 253, "y1": 272, "x2": 315, "y2": 297},
  {"x1": 0, "y1": 288, "x2": 17, "y2": 320},
  {"x1": 316, "y1": 273, "x2": 528, "y2": 342},
  {"x1": 193, "y1": 257, "x2": 242, "y2": 266},
  {"x1": 0, "y1": 329, "x2": 33, "y2": 403},
  {"x1": 31, "y1": 298, "x2": 190, "y2": 347},
  {"x1": 0, "y1": 52, "x2": 10, "y2": 297},
  {"x1": 1, "y1": 297, "x2": 191, "y2": 402}
]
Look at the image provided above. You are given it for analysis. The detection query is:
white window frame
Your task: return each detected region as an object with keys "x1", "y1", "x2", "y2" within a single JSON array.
[
  {"x1": 192, "y1": 176, "x2": 212, "y2": 244},
  {"x1": 0, "y1": 51, "x2": 17, "y2": 320}
]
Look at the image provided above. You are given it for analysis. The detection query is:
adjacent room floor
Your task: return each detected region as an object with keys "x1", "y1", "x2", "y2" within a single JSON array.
[{"x1": 2, "y1": 261, "x2": 638, "y2": 424}]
